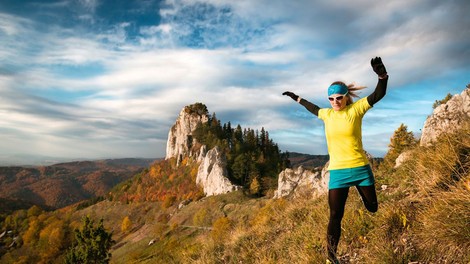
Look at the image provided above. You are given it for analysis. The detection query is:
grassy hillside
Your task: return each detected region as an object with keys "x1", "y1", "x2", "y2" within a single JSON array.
[
  {"x1": 1, "y1": 125, "x2": 469, "y2": 263},
  {"x1": 115, "y1": 124, "x2": 468, "y2": 264},
  {"x1": 114, "y1": 125, "x2": 469, "y2": 263}
]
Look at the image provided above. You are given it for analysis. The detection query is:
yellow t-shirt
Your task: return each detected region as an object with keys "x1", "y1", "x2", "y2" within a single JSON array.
[{"x1": 318, "y1": 97, "x2": 372, "y2": 170}]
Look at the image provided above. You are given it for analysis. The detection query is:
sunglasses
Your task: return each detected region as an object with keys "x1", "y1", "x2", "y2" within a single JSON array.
[{"x1": 328, "y1": 95, "x2": 344, "y2": 101}]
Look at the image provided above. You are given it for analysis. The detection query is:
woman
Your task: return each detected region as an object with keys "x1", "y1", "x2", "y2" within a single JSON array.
[{"x1": 283, "y1": 57, "x2": 388, "y2": 263}]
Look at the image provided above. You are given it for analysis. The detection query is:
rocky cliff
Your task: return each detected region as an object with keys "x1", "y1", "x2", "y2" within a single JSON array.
[
  {"x1": 196, "y1": 146, "x2": 240, "y2": 196},
  {"x1": 166, "y1": 103, "x2": 239, "y2": 196},
  {"x1": 165, "y1": 104, "x2": 209, "y2": 164},
  {"x1": 420, "y1": 87, "x2": 470, "y2": 146}
]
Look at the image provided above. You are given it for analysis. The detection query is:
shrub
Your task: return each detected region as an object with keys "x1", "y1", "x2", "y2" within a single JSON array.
[
  {"x1": 211, "y1": 217, "x2": 232, "y2": 242},
  {"x1": 249, "y1": 177, "x2": 261, "y2": 196},
  {"x1": 162, "y1": 195, "x2": 176, "y2": 209},
  {"x1": 432, "y1": 93, "x2": 452, "y2": 109},
  {"x1": 121, "y1": 216, "x2": 132, "y2": 233},
  {"x1": 65, "y1": 216, "x2": 114, "y2": 264}
]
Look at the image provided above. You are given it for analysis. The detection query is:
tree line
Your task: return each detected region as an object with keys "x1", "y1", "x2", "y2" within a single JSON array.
[{"x1": 189, "y1": 103, "x2": 290, "y2": 195}]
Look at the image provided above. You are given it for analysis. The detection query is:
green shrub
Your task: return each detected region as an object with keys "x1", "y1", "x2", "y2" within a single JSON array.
[
  {"x1": 432, "y1": 93, "x2": 452, "y2": 109},
  {"x1": 65, "y1": 216, "x2": 114, "y2": 264}
]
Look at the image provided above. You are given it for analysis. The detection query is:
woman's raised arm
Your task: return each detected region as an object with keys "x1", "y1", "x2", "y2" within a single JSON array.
[
  {"x1": 367, "y1": 57, "x2": 389, "y2": 106},
  {"x1": 283, "y1": 91, "x2": 320, "y2": 116}
]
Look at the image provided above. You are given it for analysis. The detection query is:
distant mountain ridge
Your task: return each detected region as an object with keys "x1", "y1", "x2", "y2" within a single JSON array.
[
  {"x1": 0, "y1": 158, "x2": 156, "y2": 211},
  {"x1": 287, "y1": 152, "x2": 329, "y2": 169}
]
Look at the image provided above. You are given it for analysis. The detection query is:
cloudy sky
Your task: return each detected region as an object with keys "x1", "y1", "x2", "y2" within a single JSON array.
[{"x1": 0, "y1": 0, "x2": 469, "y2": 164}]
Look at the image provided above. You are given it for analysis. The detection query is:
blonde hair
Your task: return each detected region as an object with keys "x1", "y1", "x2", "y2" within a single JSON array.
[{"x1": 330, "y1": 81, "x2": 366, "y2": 105}]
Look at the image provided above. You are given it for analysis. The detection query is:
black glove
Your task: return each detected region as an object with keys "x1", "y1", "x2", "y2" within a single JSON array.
[
  {"x1": 282, "y1": 91, "x2": 299, "y2": 101},
  {"x1": 371, "y1": 57, "x2": 387, "y2": 78}
]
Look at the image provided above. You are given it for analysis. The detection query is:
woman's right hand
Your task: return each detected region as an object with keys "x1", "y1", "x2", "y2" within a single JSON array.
[{"x1": 282, "y1": 91, "x2": 299, "y2": 101}]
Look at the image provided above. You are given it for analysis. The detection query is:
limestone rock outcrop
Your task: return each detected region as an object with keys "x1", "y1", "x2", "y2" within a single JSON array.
[
  {"x1": 196, "y1": 146, "x2": 240, "y2": 196},
  {"x1": 165, "y1": 103, "x2": 239, "y2": 197},
  {"x1": 420, "y1": 87, "x2": 470, "y2": 146},
  {"x1": 165, "y1": 104, "x2": 209, "y2": 164},
  {"x1": 274, "y1": 164, "x2": 329, "y2": 199}
]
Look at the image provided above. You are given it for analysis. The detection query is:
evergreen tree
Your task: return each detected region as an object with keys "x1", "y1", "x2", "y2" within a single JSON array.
[
  {"x1": 234, "y1": 124, "x2": 243, "y2": 144},
  {"x1": 185, "y1": 102, "x2": 208, "y2": 116},
  {"x1": 191, "y1": 110, "x2": 289, "y2": 193},
  {"x1": 232, "y1": 153, "x2": 249, "y2": 185},
  {"x1": 383, "y1": 123, "x2": 418, "y2": 167},
  {"x1": 65, "y1": 216, "x2": 114, "y2": 264},
  {"x1": 260, "y1": 127, "x2": 267, "y2": 150}
]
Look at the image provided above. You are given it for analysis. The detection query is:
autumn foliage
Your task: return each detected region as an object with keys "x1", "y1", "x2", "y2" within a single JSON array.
[{"x1": 110, "y1": 157, "x2": 204, "y2": 205}]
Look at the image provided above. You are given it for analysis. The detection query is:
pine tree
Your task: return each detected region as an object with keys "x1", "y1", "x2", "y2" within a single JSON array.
[
  {"x1": 383, "y1": 123, "x2": 418, "y2": 167},
  {"x1": 65, "y1": 216, "x2": 114, "y2": 264},
  {"x1": 232, "y1": 153, "x2": 249, "y2": 185}
]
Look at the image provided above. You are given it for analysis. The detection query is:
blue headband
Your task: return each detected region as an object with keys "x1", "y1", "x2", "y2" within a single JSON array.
[{"x1": 328, "y1": 84, "x2": 348, "y2": 96}]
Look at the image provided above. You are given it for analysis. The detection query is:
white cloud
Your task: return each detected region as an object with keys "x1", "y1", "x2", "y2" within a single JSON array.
[
  {"x1": 36, "y1": 36, "x2": 111, "y2": 65},
  {"x1": 141, "y1": 24, "x2": 172, "y2": 35},
  {"x1": 0, "y1": 0, "x2": 468, "y2": 163},
  {"x1": 0, "y1": 14, "x2": 28, "y2": 35},
  {"x1": 78, "y1": 0, "x2": 99, "y2": 13}
]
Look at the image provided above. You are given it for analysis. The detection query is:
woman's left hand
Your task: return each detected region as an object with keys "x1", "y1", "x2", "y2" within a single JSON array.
[{"x1": 371, "y1": 57, "x2": 387, "y2": 78}]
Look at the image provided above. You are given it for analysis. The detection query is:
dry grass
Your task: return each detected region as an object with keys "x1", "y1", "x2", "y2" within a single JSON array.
[
  {"x1": 410, "y1": 124, "x2": 468, "y2": 191},
  {"x1": 179, "y1": 125, "x2": 470, "y2": 264},
  {"x1": 183, "y1": 196, "x2": 330, "y2": 263},
  {"x1": 415, "y1": 184, "x2": 470, "y2": 262},
  {"x1": 405, "y1": 126, "x2": 469, "y2": 263}
]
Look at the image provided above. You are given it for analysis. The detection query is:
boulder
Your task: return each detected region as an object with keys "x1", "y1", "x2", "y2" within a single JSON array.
[
  {"x1": 274, "y1": 164, "x2": 329, "y2": 199},
  {"x1": 394, "y1": 150, "x2": 413, "y2": 168}
]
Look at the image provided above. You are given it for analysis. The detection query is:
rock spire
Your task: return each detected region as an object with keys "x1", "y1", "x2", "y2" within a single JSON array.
[
  {"x1": 165, "y1": 103, "x2": 209, "y2": 164},
  {"x1": 165, "y1": 103, "x2": 239, "y2": 196}
]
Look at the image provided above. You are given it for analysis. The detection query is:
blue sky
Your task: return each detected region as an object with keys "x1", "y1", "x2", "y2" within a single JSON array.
[{"x1": 0, "y1": 0, "x2": 469, "y2": 164}]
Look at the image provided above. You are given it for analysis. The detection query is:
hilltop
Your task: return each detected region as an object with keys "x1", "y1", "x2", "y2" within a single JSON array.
[
  {"x1": 0, "y1": 158, "x2": 156, "y2": 211},
  {"x1": 0, "y1": 86, "x2": 469, "y2": 263}
]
